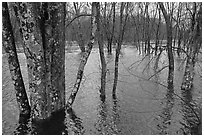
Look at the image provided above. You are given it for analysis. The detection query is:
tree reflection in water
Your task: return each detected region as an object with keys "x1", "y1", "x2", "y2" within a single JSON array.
[
  {"x1": 14, "y1": 114, "x2": 32, "y2": 135},
  {"x1": 94, "y1": 96, "x2": 120, "y2": 134},
  {"x1": 180, "y1": 89, "x2": 202, "y2": 135},
  {"x1": 157, "y1": 89, "x2": 174, "y2": 134},
  {"x1": 156, "y1": 72, "x2": 175, "y2": 134},
  {"x1": 64, "y1": 107, "x2": 85, "y2": 135},
  {"x1": 94, "y1": 98, "x2": 108, "y2": 134},
  {"x1": 14, "y1": 108, "x2": 84, "y2": 135}
]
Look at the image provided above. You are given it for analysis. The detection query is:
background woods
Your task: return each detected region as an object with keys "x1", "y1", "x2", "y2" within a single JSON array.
[{"x1": 2, "y1": 2, "x2": 202, "y2": 135}]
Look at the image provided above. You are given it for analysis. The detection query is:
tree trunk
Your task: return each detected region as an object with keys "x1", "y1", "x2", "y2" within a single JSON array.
[
  {"x1": 96, "y1": 3, "x2": 107, "y2": 100},
  {"x1": 107, "y1": 39, "x2": 112, "y2": 55},
  {"x1": 42, "y1": 2, "x2": 66, "y2": 113},
  {"x1": 12, "y1": 3, "x2": 33, "y2": 83},
  {"x1": 159, "y1": 3, "x2": 174, "y2": 86},
  {"x1": 73, "y1": 2, "x2": 86, "y2": 53},
  {"x1": 177, "y1": 29, "x2": 182, "y2": 56},
  {"x1": 108, "y1": 2, "x2": 116, "y2": 55},
  {"x1": 2, "y1": 2, "x2": 31, "y2": 115},
  {"x1": 112, "y1": 2, "x2": 128, "y2": 96},
  {"x1": 155, "y1": 5, "x2": 161, "y2": 56},
  {"x1": 181, "y1": 3, "x2": 201, "y2": 91},
  {"x1": 67, "y1": 2, "x2": 98, "y2": 106},
  {"x1": 145, "y1": 3, "x2": 151, "y2": 55},
  {"x1": 16, "y1": 2, "x2": 65, "y2": 120}
]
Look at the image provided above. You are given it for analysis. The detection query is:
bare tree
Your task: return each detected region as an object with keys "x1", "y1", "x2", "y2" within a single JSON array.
[
  {"x1": 67, "y1": 2, "x2": 98, "y2": 106},
  {"x1": 159, "y1": 2, "x2": 174, "y2": 87},
  {"x1": 102, "y1": 2, "x2": 116, "y2": 55},
  {"x1": 112, "y1": 2, "x2": 129, "y2": 96},
  {"x1": 2, "y1": 2, "x2": 31, "y2": 115},
  {"x1": 96, "y1": 3, "x2": 107, "y2": 100}
]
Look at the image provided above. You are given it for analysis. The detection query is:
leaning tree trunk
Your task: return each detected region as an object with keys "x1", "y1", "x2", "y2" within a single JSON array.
[
  {"x1": 12, "y1": 3, "x2": 32, "y2": 82},
  {"x1": 2, "y1": 2, "x2": 31, "y2": 115},
  {"x1": 159, "y1": 3, "x2": 174, "y2": 87},
  {"x1": 96, "y1": 3, "x2": 107, "y2": 100},
  {"x1": 15, "y1": 2, "x2": 46, "y2": 119},
  {"x1": 67, "y1": 2, "x2": 98, "y2": 106},
  {"x1": 15, "y1": 2, "x2": 66, "y2": 120}
]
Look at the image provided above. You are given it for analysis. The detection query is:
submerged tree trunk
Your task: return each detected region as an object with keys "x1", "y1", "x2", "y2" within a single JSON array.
[
  {"x1": 155, "y1": 7, "x2": 161, "y2": 55},
  {"x1": 2, "y1": 2, "x2": 31, "y2": 115},
  {"x1": 181, "y1": 3, "x2": 201, "y2": 91},
  {"x1": 112, "y1": 3, "x2": 128, "y2": 96},
  {"x1": 15, "y1": 2, "x2": 65, "y2": 120},
  {"x1": 159, "y1": 3, "x2": 174, "y2": 86},
  {"x1": 96, "y1": 3, "x2": 106, "y2": 100},
  {"x1": 67, "y1": 2, "x2": 98, "y2": 106}
]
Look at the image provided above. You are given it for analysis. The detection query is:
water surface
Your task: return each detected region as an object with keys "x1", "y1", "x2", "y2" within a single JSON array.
[{"x1": 2, "y1": 46, "x2": 202, "y2": 134}]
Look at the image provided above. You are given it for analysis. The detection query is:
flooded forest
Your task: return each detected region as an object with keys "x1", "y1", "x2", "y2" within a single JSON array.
[{"x1": 2, "y1": 2, "x2": 202, "y2": 135}]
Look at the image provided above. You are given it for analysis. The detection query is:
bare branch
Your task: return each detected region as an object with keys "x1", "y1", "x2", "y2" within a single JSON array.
[{"x1": 66, "y1": 13, "x2": 92, "y2": 28}]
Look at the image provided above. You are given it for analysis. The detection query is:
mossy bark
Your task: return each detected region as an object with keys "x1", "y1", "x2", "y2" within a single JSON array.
[
  {"x1": 2, "y1": 2, "x2": 31, "y2": 115},
  {"x1": 42, "y1": 2, "x2": 66, "y2": 113},
  {"x1": 15, "y1": 2, "x2": 65, "y2": 120}
]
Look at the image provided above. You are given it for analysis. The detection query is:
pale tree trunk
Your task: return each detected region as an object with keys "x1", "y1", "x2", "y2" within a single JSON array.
[
  {"x1": 112, "y1": 2, "x2": 128, "y2": 96},
  {"x1": 12, "y1": 3, "x2": 32, "y2": 83},
  {"x1": 181, "y1": 3, "x2": 201, "y2": 91},
  {"x1": 96, "y1": 2, "x2": 106, "y2": 100},
  {"x1": 159, "y1": 2, "x2": 174, "y2": 87},
  {"x1": 67, "y1": 2, "x2": 98, "y2": 106},
  {"x1": 2, "y1": 2, "x2": 31, "y2": 115},
  {"x1": 15, "y1": 2, "x2": 65, "y2": 120}
]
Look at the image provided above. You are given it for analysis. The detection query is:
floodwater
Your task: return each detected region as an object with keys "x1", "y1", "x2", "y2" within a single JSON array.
[{"x1": 2, "y1": 46, "x2": 202, "y2": 135}]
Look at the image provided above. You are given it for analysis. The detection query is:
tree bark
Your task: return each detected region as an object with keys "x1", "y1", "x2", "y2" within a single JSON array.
[
  {"x1": 67, "y1": 2, "x2": 98, "y2": 106},
  {"x1": 2, "y1": 2, "x2": 31, "y2": 115},
  {"x1": 96, "y1": 3, "x2": 107, "y2": 100},
  {"x1": 159, "y1": 2, "x2": 174, "y2": 87},
  {"x1": 42, "y1": 2, "x2": 66, "y2": 113},
  {"x1": 15, "y1": 2, "x2": 66, "y2": 120}
]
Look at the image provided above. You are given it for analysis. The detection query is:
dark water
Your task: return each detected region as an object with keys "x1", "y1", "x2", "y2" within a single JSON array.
[{"x1": 2, "y1": 47, "x2": 202, "y2": 135}]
